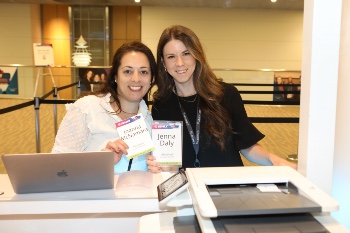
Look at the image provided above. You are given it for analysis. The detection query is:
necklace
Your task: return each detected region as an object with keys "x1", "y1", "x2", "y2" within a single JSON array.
[
  {"x1": 120, "y1": 109, "x2": 138, "y2": 115},
  {"x1": 177, "y1": 94, "x2": 198, "y2": 103},
  {"x1": 173, "y1": 86, "x2": 198, "y2": 103}
]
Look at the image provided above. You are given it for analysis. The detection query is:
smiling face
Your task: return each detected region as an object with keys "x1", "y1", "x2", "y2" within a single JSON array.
[
  {"x1": 93, "y1": 74, "x2": 100, "y2": 82},
  {"x1": 86, "y1": 70, "x2": 93, "y2": 80},
  {"x1": 116, "y1": 51, "x2": 151, "y2": 104},
  {"x1": 277, "y1": 76, "x2": 283, "y2": 84},
  {"x1": 163, "y1": 39, "x2": 196, "y2": 89}
]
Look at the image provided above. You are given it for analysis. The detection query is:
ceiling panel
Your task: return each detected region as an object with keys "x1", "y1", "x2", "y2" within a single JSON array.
[{"x1": 0, "y1": 0, "x2": 304, "y2": 10}]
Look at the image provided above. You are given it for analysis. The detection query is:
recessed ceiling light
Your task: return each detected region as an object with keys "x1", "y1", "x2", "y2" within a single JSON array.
[
  {"x1": 135, "y1": 0, "x2": 140, "y2": 3},
  {"x1": 271, "y1": 0, "x2": 277, "y2": 2}
]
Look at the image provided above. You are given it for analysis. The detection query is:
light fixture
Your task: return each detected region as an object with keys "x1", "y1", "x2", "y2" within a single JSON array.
[
  {"x1": 271, "y1": 0, "x2": 277, "y2": 2},
  {"x1": 135, "y1": 0, "x2": 140, "y2": 3},
  {"x1": 72, "y1": 35, "x2": 91, "y2": 66},
  {"x1": 72, "y1": 6, "x2": 92, "y2": 66}
]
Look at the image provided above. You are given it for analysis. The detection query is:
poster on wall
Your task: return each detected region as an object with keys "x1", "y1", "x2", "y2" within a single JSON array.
[
  {"x1": 78, "y1": 67, "x2": 110, "y2": 92},
  {"x1": 0, "y1": 67, "x2": 18, "y2": 95},
  {"x1": 33, "y1": 43, "x2": 55, "y2": 67},
  {"x1": 273, "y1": 71, "x2": 301, "y2": 102}
]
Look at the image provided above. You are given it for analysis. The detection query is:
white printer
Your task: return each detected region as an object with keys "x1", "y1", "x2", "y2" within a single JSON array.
[{"x1": 139, "y1": 166, "x2": 348, "y2": 233}]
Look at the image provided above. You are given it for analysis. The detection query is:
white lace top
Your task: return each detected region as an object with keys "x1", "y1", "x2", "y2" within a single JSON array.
[{"x1": 52, "y1": 93, "x2": 152, "y2": 173}]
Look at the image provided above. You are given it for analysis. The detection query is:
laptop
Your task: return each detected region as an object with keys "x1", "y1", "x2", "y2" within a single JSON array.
[{"x1": 1, "y1": 151, "x2": 114, "y2": 194}]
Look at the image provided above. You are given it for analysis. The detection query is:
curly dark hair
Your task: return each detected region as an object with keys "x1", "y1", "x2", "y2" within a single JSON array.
[{"x1": 96, "y1": 41, "x2": 156, "y2": 112}]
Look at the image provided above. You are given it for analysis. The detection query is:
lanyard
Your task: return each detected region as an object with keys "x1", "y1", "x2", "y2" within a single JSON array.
[
  {"x1": 178, "y1": 101, "x2": 201, "y2": 167},
  {"x1": 127, "y1": 159, "x2": 133, "y2": 171}
]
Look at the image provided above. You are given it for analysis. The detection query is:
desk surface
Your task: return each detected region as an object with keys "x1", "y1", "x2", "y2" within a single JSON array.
[
  {"x1": 0, "y1": 172, "x2": 179, "y2": 233},
  {"x1": 0, "y1": 173, "x2": 173, "y2": 215}
]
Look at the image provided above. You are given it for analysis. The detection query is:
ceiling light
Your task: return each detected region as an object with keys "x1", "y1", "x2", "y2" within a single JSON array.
[
  {"x1": 135, "y1": 0, "x2": 140, "y2": 3},
  {"x1": 271, "y1": 0, "x2": 277, "y2": 2},
  {"x1": 72, "y1": 6, "x2": 92, "y2": 66},
  {"x1": 72, "y1": 35, "x2": 92, "y2": 66}
]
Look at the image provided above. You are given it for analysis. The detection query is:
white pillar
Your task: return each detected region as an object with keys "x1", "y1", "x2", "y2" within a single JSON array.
[
  {"x1": 300, "y1": 0, "x2": 350, "y2": 229},
  {"x1": 299, "y1": 0, "x2": 341, "y2": 193},
  {"x1": 332, "y1": 0, "x2": 350, "y2": 229}
]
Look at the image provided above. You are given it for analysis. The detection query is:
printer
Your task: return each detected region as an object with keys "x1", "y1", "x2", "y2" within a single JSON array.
[{"x1": 156, "y1": 166, "x2": 344, "y2": 233}]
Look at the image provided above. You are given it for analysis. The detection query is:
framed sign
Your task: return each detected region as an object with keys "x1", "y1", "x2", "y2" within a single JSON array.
[{"x1": 33, "y1": 43, "x2": 55, "y2": 67}]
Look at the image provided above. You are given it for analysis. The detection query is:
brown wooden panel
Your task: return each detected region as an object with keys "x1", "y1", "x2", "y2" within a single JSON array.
[
  {"x1": 126, "y1": 39, "x2": 141, "y2": 43},
  {"x1": 112, "y1": 39, "x2": 127, "y2": 56},
  {"x1": 112, "y1": 6, "x2": 127, "y2": 39},
  {"x1": 42, "y1": 5, "x2": 57, "y2": 38},
  {"x1": 41, "y1": 39, "x2": 71, "y2": 68},
  {"x1": 56, "y1": 6, "x2": 70, "y2": 39},
  {"x1": 110, "y1": 6, "x2": 141, "y2": 64},
  {"x1": 42, "y1": 5, "x2": 72, "y2": 99},
  {"x1": 127, "y1": 6, "x2": 141, "y2": 40}
]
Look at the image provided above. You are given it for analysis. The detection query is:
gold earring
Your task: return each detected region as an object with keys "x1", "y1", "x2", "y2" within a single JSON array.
[{"x1": 162, "y1": 62, "x2": 167, "y2": 72}]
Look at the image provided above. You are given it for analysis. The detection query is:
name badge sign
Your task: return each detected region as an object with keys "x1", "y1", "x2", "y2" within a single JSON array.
[
  {"x1": 33, "y1": 43, "x2": 55, "y2": 67},
  {"x1": 152, "y1": 121, "x2": 183, "y2": 167},
  {"x1": 116, "y1": 114, "x2": 155, "y2": 159}
]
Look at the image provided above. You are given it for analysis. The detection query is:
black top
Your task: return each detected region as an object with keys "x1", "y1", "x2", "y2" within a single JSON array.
[{"x1": 152, "y1": 82, "x2": 264, "y2": 168}]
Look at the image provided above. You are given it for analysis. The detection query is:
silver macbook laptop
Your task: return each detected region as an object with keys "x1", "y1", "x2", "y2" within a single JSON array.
[{"x1": 1, "y1": 151, "x2": 114, "y2": 194}]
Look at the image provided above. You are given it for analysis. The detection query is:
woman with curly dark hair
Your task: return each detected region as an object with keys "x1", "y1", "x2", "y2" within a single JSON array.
[
  {"x1": 53, "y1": 41, "x2": 156, "y2": 173},
  {"x1": 147, "y1": 25, "x2": 296, "y2": 172}
]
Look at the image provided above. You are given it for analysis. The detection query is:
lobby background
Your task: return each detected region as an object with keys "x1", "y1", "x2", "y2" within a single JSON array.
[
  {"x1": 0, "y1": 4, "x2": 302, "y2": 99},
  {"x1": 0, "y1": 1, "x2": 349, "y2": 230}
]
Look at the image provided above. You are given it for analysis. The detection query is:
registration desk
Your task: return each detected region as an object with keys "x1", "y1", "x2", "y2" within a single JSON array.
[
  {"x1": 1, "y1": 167, "x2": 348, "y2": 233},
  {"x1": 139, "y1": 167, "x2": 349, "y2": 233},
  {"x1": 0, "y1": 172, "x2": 174, "y2": 233}
]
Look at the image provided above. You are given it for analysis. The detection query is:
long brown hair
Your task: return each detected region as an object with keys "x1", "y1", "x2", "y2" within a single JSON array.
[
  {"x1": 97, "y1": 41, "x2": 156, "y2": 112},
  {"x1": 153, "y1": 25, "x2": 231, "y2": 150}
]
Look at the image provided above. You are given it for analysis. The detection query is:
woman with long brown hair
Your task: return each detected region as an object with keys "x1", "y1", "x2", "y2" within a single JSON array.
[{"x1": 147, "y1": 25, "x2": 296, "y2": 172}]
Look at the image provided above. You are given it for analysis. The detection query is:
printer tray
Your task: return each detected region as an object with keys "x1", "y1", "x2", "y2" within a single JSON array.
[
  {"x1": 207, "y1": 182, "x2": 322, "y2": 216},
  {"x1": 173, "y1": 213, "x2": 329, "y2": 233}
]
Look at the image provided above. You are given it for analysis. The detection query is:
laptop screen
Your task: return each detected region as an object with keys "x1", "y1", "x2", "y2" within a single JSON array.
[{"x1": 2, "y1": 151, "x2": 114, "y2": 194}]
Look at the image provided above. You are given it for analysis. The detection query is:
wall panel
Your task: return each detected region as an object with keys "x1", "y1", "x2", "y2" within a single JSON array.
[
  {"x1": 112, "y1": 6, "x2": 127, "y2": 39},
  {"x1": 141, "y1": 7, "x2": 303, "y2": 71},
  {"x1": 42, "y1": 4, "x2": 71, "y2": 99},
  {"x1": 126, "y1": 6, "x2": 141, "y2": 40},
  {"x1": 111, "y1": 6, "x2": 141, "y2": 58}
]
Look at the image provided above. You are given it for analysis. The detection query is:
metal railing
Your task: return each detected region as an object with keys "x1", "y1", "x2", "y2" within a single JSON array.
[{"x1": 0, "y1": 81, "x2": 300, "y2": 153}]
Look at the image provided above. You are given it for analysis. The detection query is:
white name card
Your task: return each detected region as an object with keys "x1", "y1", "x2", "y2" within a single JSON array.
[
  {"x1": 152, "y1": 121, "x2": 183, "y2": 166},
  {"x1": 116, "y1": 114, "x2": 155, "y2": 159}
]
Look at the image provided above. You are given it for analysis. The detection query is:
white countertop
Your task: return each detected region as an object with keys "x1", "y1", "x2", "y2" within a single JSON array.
[{"x1": 0, "y1": 172, "x2": 175, "y2": 215}]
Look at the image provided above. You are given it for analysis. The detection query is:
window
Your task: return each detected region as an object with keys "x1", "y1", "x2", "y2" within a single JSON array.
[{"x1": 71, "y1": 6, "x2": 110, "y2": 66}]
